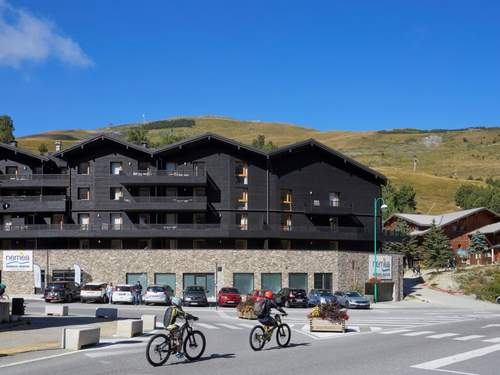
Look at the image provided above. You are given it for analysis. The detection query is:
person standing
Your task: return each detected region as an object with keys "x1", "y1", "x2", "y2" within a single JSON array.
[
  {"x1": 106, "y1": 282, "x2": 113, "y2": 304},
  {"x1": 134, "y1": 280, "x2": 143, "y2": 305}
]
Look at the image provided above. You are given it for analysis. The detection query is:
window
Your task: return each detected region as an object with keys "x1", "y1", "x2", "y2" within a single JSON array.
[
  {"x1": 235, "y1": 161, "x2": 248, "y2": 184},
  {"x1": 166, "y1": 162, "x2": 176, "y2": 175},
  {"x1": 165, "y1": 187, "x2": 177, "y2": 197},
  {"x1": 138, "y1": 239, "x2": 151, "y2": 249},
  {"x1": 110, "y1": 213, "x2": 122, "y2": 230},
  {"x1": 237, "y1": 189, "x2": 248, "y2": 210},
  {"x1": 233, "y1": 273, "x2": 254, "y2": 295},
  {"x1": 193, "y1": 187, "x2": 205, "y2": 197},
  {"x1": 78, "y1": 187, "x2": 90, "y2": 200},
  {"x1": 329, "y1": 217, "x2": 338, "y2": 231},
  {"x1": 138, "y1": 161, "x2": 150, "y2": 172},
  {"x1": 314, "y1": 273, "x2": 332, "y2": 291},
  {"x1": 329, "y1": 192, "x2": 341, "y2": 207},
  {"x1": 6, "y1": 166, "x2": 18, "y2": 175},
  {"x1": 110, "y1": 187, "x2": 123, "y2": 201},
  {"x1": 78, "y1": 162, "x2": 90, "y2": 175},
  {"x1": 236, "y1": 213, "x2": 248, "y2": 231},
  {"x1": 281, "y1": 214, "x2": 292, "y2": 231},
  {"x1": 79, "y1": 239, "x2": 90, "y2": 249},
  {"x1": 261, "y1": 273, "x2": 282, "y2": 293},
  {"x1": 111, "y1": 239, "x2": 122, "y2": 249},
  {"x1": 235, "y1": 239, "x2": 247, "y2": 249},
  {"x1": 126, "y1": 273, "x2": 148, "y2": 292},
  {"x1": 289, "y1": 273, "x2": 308, "y2": 290},
  {"x1": 281, "y1": 189, "x2": 292, "y2": 211},
  {"x1": 78, "y1": 213, "x2": 90, "y2": 230},
  {"x1": 155, "y1": 273, "x2": 176, "y2": 293},
  {"x1": 110, "y1": 162, "x2": 123, "y2": 175},
  {"x1": 138, "y1": 187, "x2": 150, "y2": 197},
  {"x1": 193, "y1": 162, "x2": 205, "y2": 177},
  {"x1": 193, "y1": 239, "x2": 206, "y2": 249},
  {"x1": 166, "y1": 213, "x2": 177, "y2": 225},
  {"x1": 329, "y1": 241, "x2": 339, "y2": 250},
  {"x1": 139, "y1": 214, "x2": 150, "y2": 225}
]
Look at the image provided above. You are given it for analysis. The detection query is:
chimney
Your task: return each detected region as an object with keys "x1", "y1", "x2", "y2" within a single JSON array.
[
  {"x1": 10, "y1": 140, "x2": 17, "y2": 147},
  {"x1": 141, "y1": 141, "x2": 148, "y2": 149},
  {"x1": 54, "y1": 140, "x2": 62, "y2": 152}
]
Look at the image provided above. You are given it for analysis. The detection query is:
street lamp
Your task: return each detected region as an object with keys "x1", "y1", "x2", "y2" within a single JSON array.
[{"x1": 373, "y1": 198, "x2": 388, "y2": 303}]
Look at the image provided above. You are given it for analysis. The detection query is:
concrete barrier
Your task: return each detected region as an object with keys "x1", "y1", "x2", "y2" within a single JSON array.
[
  {"x1": 45, "y1": 304, "x2": 68, "y2": 316},
  {"x1": 141, "y1": 314, "x2": 156, "y2": 331},
  {"x1": 95, "y1": 307, "x2": 118, "y2": 319},
  {"x1": 63, "y1": 326, "x2": 100, "y2": 350},
  {"x1": 116, "y1": 319, "x2": 143, "y2": 338},
  {"x1": 0, "y1": 302, "x2": 9, "y2": 323}
]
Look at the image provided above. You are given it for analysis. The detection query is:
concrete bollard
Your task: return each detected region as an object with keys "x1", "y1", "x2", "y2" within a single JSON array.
[
  {"x1": 0, "y1": 302, "x2": 9, "y2": 323},
  {"x1": 45, "y1": 304, "x2": 68, "y2": 316},
  {"x1": 141, "y1": 314, "x2": 157, "y2": 331},
  {"x1": 95, "y1": 307, "x2": 118, "y2": 319},
  {"x1": 62, "y1": 326, "x2": 100, "y2": 350},
  {"x1": 116, "y1": 319, "x2": 143, "y2": 338}
]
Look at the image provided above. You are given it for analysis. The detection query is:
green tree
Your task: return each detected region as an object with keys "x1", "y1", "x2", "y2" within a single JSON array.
[
  {"x1": 455, "y1": 184, "x2": 500, "y2": 213},
  {"x1": 0, "y1": 115, "x2": 15, "y2": 143},
  {"x1": 38, "y1": 143, "x2": 48, "y2": 155},
  {"x1": 126, "y1": 125, "x2": 149, "y2": 145},
  {"x1": 422, "y1": 221, "x2": 453, "y2": 269},
  {"x1": 382, "y1": 181, "x2": 417, "y2": 220},
  {"x1": 158, "y1": 132, "x2": 184, "y2": 146},
  {"x1": 469, "y1": 232, "x2": 489, "y2": 254},
  {"x1": 383, "y1": 220, "x2": 420, "y2": 268},
  {"x1": 251, "y1": 134, "x2": 277, "y2": 151}
]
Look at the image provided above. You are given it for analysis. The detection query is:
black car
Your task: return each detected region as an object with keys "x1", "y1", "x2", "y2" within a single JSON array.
[
  {"x1": 44, "y1": 281, "x2": 81, "y2": 303},
  {"x1": 183, "y1": 286, "x2": 209, "y2": 306},
  {"x1": 275, "y1": 288, "x2": 308, "y2": 307}
]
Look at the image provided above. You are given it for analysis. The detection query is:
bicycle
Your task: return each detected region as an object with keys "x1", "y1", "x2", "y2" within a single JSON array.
[
  {"x1": 249, "y1": 313, "x2": 291, "y2": 351},
  {"x1": 146, "y1": 313, "x2": 206, "y2": 366}
]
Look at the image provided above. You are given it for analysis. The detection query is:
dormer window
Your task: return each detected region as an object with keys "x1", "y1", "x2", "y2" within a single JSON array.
[
  {"x1": 110, "y1": 162, "x2": 123, "y2": 175},
  {"x1": 78, "y1": 162, "x2": 90, "y2": 175}
]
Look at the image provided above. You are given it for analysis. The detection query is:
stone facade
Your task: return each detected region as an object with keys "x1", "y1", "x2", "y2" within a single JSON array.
[{"x1": 0, "y1": 249, "x2": 403, "y2": 301}]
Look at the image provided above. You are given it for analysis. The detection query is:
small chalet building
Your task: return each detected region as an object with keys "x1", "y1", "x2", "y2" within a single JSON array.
[{"x1": 384, "y1": 208, "x2": 500, "y2": 265}]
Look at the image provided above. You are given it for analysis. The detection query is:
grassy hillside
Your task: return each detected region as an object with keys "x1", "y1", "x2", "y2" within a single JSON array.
[{"x1": 17, "y1": 116, "x2": 500, "y2": 214}]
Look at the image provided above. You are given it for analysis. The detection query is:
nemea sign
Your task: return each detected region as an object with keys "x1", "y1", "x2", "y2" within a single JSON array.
[{"x1": 2, "y1": 251, "x2": 33, "y2": 272}]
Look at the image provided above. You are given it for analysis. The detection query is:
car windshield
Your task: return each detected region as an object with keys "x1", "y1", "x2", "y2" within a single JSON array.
[
  {"x1": 317, "y1": 290, "x2": 332, "y2": 296},
  {"x1": 47, "y1": 283, "x2": 65, "y2": 290},
  {"x1": 116, "y1": 286, "x2": 131, "y2": 292},
  {"x1": 82, "y1": 284, "x2": 103, "y2": 291},
  {"x1": 221, "y1": 288, "x2": 239, "y2": 294},
  {"x1": 290, "y1": 289, "x2": 305, "y2": 293},
  {"x1": 186, "y1": 286, "x2": 204, "y2": 293},
  {"x1": 346, "y1": 292, "x2": 362, "y2": 297},
  {"x1": 147, "y1": 286, "x2": 164, "y2": 293}
]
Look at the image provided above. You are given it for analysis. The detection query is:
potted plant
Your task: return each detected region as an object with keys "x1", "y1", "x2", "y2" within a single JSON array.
[
  {"x1": 308, "y1": 301, "x2": 349, "y2": 332},
  {"x1": 236, "y1": 298, "x2": 257, "y2": 320}
]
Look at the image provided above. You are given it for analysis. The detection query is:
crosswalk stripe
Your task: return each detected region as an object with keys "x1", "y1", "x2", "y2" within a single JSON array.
[
  {"x1": 195, "y1": 323, "x2": 219, "y2": 330},
  {"x1": 378, "y1": 329, "x2": 413, "y2": 335},
  {"x1": 482, "y1": 337, "x2": 500, "y2": 343},
  {"x1": 453, "y1": 335, "x2": 485, "y2": 341},
  {"x1": 85, "y1": 348, "x2": 144, "y2": 358},
  {"x1": 427, "y1": 333, "x2": 459, "y2": 339},
  {"x1": 402, "y1": 331, "x2": 435, "y2": 337},
  {"x1": 216, "y1": 323, "x2": 242, "y2": 330}
]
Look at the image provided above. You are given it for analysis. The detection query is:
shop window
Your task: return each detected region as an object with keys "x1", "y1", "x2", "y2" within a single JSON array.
[
  {"x1": 233, "y1": 273, "x2": 253, "y2": 295},
  {"x1": 236, "y1": 213, "x2": 248, "y2": 230},
  {"x1": 281, "y1": 189, "x2": 292, "y2": 211},
  {"x1": 235, "y1": 161, "x2": 248, "y2": 185},
  {"x1": 78, "y1": 162, "x2": 90, "y2": 175},
  {"x1": 281, "y1": 214, "x2": 292, "y2": 231},
  {"x1": 261, "y1": 273, "x2": 282, "y2": 293},
  {"x1": 289, "y1": 273, "x2": 308, "y2": 290},
  {"x1": 155, "y1": 273, "x2": 176, "y2": 293},
  {"x1": 110, "y1": 187, "x2": 124, "y2": 200},
  {"x1": 237, "y1": 189, "x2": 248, "y2": 210},
  {"x1": 314, "y1": 273, "x2": 332, "y2": 291},
  {"x1": 78, "y1": 187, "x2": 90, "y2": 200},
  {"x1": 235, "y1": 239, "x2": 247, "y2": 249}
]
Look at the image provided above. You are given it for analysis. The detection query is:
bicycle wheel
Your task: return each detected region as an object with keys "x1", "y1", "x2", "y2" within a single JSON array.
[
  {"x1": 146, "y1": 333, "x2": 172, "y2": 366},
  {"x1": 183, "y1": 330, "x2": 206, "y2": 361},
  {"x1": 276, "y1": 323, "x2": 291, "y2": 347},
  {"x1": 249, "y1": 325, "x2": 266, "y2": 351}
]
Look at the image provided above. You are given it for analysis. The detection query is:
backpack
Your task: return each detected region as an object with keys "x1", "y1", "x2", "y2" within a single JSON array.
[
  {"x1": 253, "y1": 299, "x2": 266, "y2": 316},
  {"x1": 163, "y1": 306, "x2": 174, "y2": 328}
]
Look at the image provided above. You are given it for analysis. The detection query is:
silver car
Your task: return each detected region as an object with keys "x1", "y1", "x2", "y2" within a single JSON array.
[{"x1": 335, "y1": 291, "x2": 370, "y2": 309}]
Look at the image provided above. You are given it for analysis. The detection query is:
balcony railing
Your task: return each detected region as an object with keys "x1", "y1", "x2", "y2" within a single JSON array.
[
  {"x1": 267, "y1": 224, "x2": 365, "y2": 233},
  {"x1": 0, "y1": 223, "x2": 222, "y2": 232},
  {"x1": 120, "y1": 165, "x2": 206, "y2": 178},
  {"x1": 131, "y1": 196, "x2": 206, "y2": 203},
  {"x1": 0, "y1": 195, "x2": 67, "y2": 202},
  {"x1": 0, "y1": 174, "x2": 69, "y2": 181}
]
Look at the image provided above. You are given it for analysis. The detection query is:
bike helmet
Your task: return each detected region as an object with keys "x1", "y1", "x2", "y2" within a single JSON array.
[
  {"x1": 264, "y1": 290, "x2": 273, "y2": 299},
  {"x1": 172, "y1": 297, "x2": 182, "y2": 307}
]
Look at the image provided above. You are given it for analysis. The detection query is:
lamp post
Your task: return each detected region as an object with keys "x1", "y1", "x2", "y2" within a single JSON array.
[{"x1": 373, "y1": 197, "x2": 388, "y2": 303}]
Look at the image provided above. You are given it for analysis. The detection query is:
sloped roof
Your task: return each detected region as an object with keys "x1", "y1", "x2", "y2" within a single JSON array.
[
  {"x1": 468, "y1": 222, "x2": 500, "y2": 236},
  {"x1": 0, "y1": 142, "x2": 49, "y2": 162},
  {"x1": 390, "y1": 208, "x2": 489, "y2": 227}
]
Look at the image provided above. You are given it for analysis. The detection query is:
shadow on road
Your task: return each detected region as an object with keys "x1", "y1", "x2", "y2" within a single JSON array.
[
  {"x1": 168, "y1": 353, "x2": 236, "y2": 366},
  {"x1": 403, "y1": 276, "x2": 424, "y2": 297},
  {"x1": 266, "y1": 342, "x2": 311, "y2": 351}
]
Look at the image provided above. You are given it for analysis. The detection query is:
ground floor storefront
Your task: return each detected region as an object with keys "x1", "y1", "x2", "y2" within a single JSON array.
[{"x1": 0, "y1": 249, "x2": 404, "y2": 301}]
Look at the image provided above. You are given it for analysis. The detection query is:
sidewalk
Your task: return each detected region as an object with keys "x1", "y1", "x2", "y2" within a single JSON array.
[{"x1": 9, "y1": 294, "x2": 43, "y2": 301}]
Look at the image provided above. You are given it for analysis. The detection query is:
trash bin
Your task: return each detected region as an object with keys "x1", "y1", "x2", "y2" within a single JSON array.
[{"x1": 11, "y1": 298, "x2": 24, "y2": 315}]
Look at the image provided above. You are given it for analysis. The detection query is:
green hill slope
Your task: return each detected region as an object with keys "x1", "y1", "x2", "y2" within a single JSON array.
[{"x1": 17, "y1": 116, "x2": 500, "y2": 214}]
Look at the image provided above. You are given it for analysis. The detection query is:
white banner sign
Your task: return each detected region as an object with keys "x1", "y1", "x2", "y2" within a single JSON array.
[
  {"x1": 33, "y1": 264, "x2": 42, "y2": 288},
  {"x1": 369, "y1": 255, "x2": 392, "y2": 280},
  {"x1": 3, "y1": 250, "x2": 33, "y2": 271},
  {"x1": 74, "y1": 263, "x2": 81, "y2": 284}
]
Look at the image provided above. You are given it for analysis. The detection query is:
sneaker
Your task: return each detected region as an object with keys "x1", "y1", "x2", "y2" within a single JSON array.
[{"x1": 175, "y1": 352, "x2": 185, "y2": 359}]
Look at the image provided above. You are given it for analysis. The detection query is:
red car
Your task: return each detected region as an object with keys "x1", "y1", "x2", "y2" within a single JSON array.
[
  {"x1": 217, "y1": 287, "x2": 242, "y2": 307},
  {"x1": 248, "y1": 289, "x2": 269, "y2": 302}
]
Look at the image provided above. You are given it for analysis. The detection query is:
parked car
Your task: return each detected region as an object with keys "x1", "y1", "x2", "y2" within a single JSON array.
[
  {"x1": 80, "y1": 282, "x2": 108, "y2": 303},
  {"x1": 307, "y1": 289, "x2": 337, "y2": 306},
  {"x1": 496, "y1": 296, "x2": 500, "y2": 304},
  {"x1": 217, "y1": 287, "x2": 242, "y2": 307},
  {"x1": 248, "y1": 289, "x2": 268, "y2": 302},
  {"x1": 275, "y1": 288, "x2": 308, "y2": 307},
  {"x1": 44, "y1": 281, "x2": 80, "y2": 303},
  {"x1": 335, "y1": 291, "x2": 371, "y2": 309},
  {"x1": 143, "y1": 285, "x2": 173, "y2": 305},
  {"x1": 112, "y1": 284, "x2": 134, "y2": 304},
  {"x1": 183, "y1": 286, "x2": 208, "y2": 306}
]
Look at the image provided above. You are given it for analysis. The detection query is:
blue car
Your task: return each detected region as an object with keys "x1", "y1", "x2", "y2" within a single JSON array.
[{"x1": 307, "y1": 289, "x2": 337, "y2": 307}]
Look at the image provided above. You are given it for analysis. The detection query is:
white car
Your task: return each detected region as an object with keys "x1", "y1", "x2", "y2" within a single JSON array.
[
  {"x1": 143, "y1": 285, "x2": 173, "y2": 305},
  {"x1": 80, "y1": 282, "x2": 108, "y2": 303},
  {"x1": 112, "y1": 284, "x2": 134, "y2": 304}
]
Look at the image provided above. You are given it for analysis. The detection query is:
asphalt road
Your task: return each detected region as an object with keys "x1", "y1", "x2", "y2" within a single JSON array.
[{"x1": 1, "y1": 300, "x2": 500, "y2": 375}]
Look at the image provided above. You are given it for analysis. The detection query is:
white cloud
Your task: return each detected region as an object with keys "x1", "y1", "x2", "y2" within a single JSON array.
[{"x1": 0, "y1": 0, "x2": 93, "y2": 68}]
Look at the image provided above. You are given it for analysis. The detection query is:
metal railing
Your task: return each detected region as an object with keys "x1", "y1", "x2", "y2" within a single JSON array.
[
  {"x1": 121, "y1": 165, "x2": 206, "y2": 178},
  {"x1": 267, "y1": 224, "x2": 365, "y2": 233},
  {"x1": 131, "y1": 196, "x2": 206, "y2": 203},
  {"x1": 0, "y1": 195, "x2": 67, "y2": 202},
  {"x1": 308, "y1": 200, "x2": 353, "y2": 210},
  {"x1": 0, "y1": 174, "x2": 69, "y2": 181}
]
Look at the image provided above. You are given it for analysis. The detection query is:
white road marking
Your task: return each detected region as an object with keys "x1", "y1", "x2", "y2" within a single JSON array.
[
  {"x1": 195, "y1": 322, "x2": 219, "y2": 330},
  {"x1": 216, "y1": 323, "x2": 242, "y2": 330},
  {"x1": 483, "y1": 337, "x2": 500, "y2": 343},
  {"x1": 402, "y1": 331, "x2": 435, "y2": 336},
  {"x1": 237, "y1": 323, "x2": 255, "y2": 329},
  {"x1": 453, "y1": 335, "x2": 484, "y2": 341},
  {"x1": 378, "y1": 329, "x2": 413, "y2": 335},
  {"x1": 482, "y1": 324, "x2": 500, "y2": 328},
  {"x1": 370, "y1": 327, "x2": 383, "y2": 332},
  {"x1": 411, "y1": 343, "x2": 500, "y2": 372},
  {"x1": 85, "y1": 348, "x2": 145, "y2": 358},
  {"x1": 427, "y1": 333, "x2": 460, "y2": 339}
]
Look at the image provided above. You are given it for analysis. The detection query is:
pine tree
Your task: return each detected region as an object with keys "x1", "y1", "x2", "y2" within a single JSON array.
[
  {"x1": 469, "y1": 232, "x2": 489, "y2": 254},
  {"x1": 0, "y1": 115, "x2": 15, "y2": 143},
  {"x1": 38, "y1": 143, "x2": 48, "y2": 155},
  {"x1": 422, "y1": 221, "x2": 453, "y2": 269},
  {"x1": 383, "y1": 220, "x2": 420, "y2": 268}
]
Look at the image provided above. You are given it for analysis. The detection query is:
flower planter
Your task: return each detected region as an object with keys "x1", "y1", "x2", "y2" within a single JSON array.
[
  {"x1": 238, "y1": 310, "x2": 257, "y2": 320},
  {"x1": 309, "y1": 318, "x2": 345, "y2": 333}
]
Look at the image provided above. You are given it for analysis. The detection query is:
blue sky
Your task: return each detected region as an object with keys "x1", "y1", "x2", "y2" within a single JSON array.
[{"x1": 1, "y1": 0, "x2": 500, "y2": 136}]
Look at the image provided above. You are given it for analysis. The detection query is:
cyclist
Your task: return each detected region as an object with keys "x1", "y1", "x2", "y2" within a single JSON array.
[
  {"x1": 164, "y1": 297, "x2": 188, "y2": 359},
  {"x1": 256, "y1": 290, "x2": 286, "y2": 333}
]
